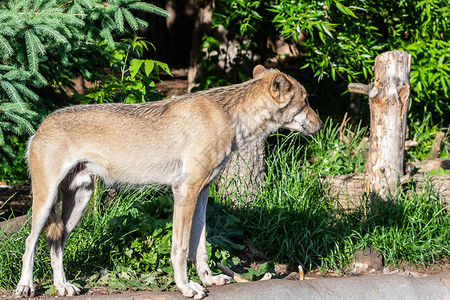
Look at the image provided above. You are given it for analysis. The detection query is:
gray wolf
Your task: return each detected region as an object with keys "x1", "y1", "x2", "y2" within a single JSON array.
[{"x1": 15, "y1": 65, "x2": 323, "y2": 299}]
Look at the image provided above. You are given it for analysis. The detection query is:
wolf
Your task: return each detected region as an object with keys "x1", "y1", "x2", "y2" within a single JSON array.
[{"x1": 15, "y1": 65, "x2": 323, "y2": 299}]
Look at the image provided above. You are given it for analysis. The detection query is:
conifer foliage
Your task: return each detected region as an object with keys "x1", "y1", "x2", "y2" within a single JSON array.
[{"x1": 0, "y1": 0, "x2": 168, "y2": 158}]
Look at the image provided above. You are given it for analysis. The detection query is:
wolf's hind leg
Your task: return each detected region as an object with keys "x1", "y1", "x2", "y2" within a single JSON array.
[
  {"x1": 189, "y1": 186, "x2": 232, "y2": 287},
  {"x1": 15, "y1": 193, "x2": 56, "y2": 298},
  {"x1": 15, "y1": 188, "x2": 57, "y2": 298},
  {"x1": 48, "y1": 170, "x2": 94, "y2": 296}
]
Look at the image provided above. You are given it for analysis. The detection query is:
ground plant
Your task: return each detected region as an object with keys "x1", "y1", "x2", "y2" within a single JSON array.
[{"x1": 1, "y1": 120, "x2": 448, "y2": 292}]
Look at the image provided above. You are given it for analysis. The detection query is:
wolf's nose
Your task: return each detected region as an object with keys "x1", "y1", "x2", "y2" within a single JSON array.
[{"x1": 319, "y1": 120, "x2": 324, "y2": 130}]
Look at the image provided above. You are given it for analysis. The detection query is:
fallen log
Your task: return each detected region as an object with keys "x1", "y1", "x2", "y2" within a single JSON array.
[
  {"x1": 410, "y1": 159, "x2": 450, "y2": 173},
  {"x1": 426, "y1": 132, "x2": 445, "y2": 160},
  {"x1": 321, "y1": 173, "x2": 450, "y2": 210}
]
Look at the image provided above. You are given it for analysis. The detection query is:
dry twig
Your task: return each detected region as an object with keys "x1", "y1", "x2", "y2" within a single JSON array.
[{"x1": 217, "y1": 263, "x2": 250, "y2": 283}]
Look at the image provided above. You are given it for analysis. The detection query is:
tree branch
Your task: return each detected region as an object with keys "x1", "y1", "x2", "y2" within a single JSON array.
[{"x1": 348, "y1": 83, "x2": 371, "y2": 96}]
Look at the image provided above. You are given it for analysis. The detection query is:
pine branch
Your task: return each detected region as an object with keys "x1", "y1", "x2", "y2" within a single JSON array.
[
  {"x1": 33, "y1": 24, "x2": 70, "y2": 47},
  {"x1": 13, "y1": 83, "x2": 39, "y2": 101},
  {"x1": 100, "y1": 24, "x2": 115, "y2": 47},
  {"x1": 0, "y1": 100, "x2": 37, "y2": 156},
  {"x1": 127, "y1": 2, "x2": 170, "y2": 17},
  {"x1": 0, "y1": 80, "x2": 25, "y2": 110},
  {"x1": 76, "y1": 0, "x2": 94, "y2": 10},
  {"x1": 68, "y1": 2, "x2": 84, "y2": 16},
  {"x1": 2, "y1": 68, "x2": 32, "y2": 82},
  {"x1": 0, "y1": 65, "x2": 14, "y2": 71},
  {"x1": 115, "y1": 7, "x2": 125, "y2": 34},
  {"x1": 122, "y1": 8, "x2": 138, "y2": 31},
  {"x1": 0, "y1": 35, "x2": 14, "y2": 58},
  {"x1": 25, "y1": 30, "x2": 44, "y2": 72},
  {"x1": 5, "y1": 112, "x2": 36, "y2": 135},
  {"x1": 135, "y1": 17, "x2": 148, "y2": 28},
  {"x1": 0, "y1": 28, "x2": 15, "y2": 37},
  {"x1": 31, "y1": 72, "x2": 48, "y2": 87},
  {"x1": 33, "y1": 0, "x2": 46, "y2": 11}
]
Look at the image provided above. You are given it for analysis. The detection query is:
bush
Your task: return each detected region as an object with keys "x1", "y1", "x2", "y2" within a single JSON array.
[{"x1": 206, "y1": 0, "x2": 450, "y2": 124}]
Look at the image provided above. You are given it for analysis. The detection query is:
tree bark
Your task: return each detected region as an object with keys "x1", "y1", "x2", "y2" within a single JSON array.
[
  {"x1": 215, "y1": 139, "x2": 265, "y2": 203},
  {"x1": 187, "y1": 0, "x2": 213, "y2": 92},
  {"x1": 364, "y1": 50, "x2": 412, "y2": 199},
  {"x1": 321, "y1": 174, "x2": 450, "y2": 210}
]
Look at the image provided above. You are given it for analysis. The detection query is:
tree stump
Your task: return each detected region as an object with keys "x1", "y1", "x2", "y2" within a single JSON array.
[
  {"x1": 364, "y1": 50, "x2": 412, "y2": 199},
  {"x1": 215, "y1": 139, "x2": 265, "y2": 203}
]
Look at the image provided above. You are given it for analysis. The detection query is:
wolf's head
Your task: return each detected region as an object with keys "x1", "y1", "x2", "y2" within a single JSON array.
[{"x1": 254, "y1": 65, "x2": 323, "y2": 135}]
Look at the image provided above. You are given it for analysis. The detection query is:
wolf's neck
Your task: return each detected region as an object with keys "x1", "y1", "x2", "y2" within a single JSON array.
[
  {"x1": 192, "y1": 79, "x2": 280, "y2": 149},
  {"x1": 231, "y1": 99, "x2": 279, "y2": 149}
]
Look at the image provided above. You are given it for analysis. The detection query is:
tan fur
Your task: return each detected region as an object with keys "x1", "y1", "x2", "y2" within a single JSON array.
[
  {"x1": 45, "y1": 210, "x2": 64, "y2": 243},
  {"x1": 15, "y1": 65, "x2": 323, "y2": 299}
]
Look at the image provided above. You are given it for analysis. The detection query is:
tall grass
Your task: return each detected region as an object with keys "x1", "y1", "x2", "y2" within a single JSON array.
[
  {"x1": 407, "y1": 110, "x2": 450, "y2": 161},
  {"x1": 0, "y1": 118, "x2": 448, "y2": 291},
  {"x1": 217, "y1": 122, "x2": 449, "y2": 270},
  {"x1": 0, "y1": 186, "x2": 162, "y2": 289}
]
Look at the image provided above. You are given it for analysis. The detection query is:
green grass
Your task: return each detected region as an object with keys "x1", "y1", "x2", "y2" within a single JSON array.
[
  {"x1": 406, "y1": 110, "x2": 450, "y2": 161},
  {"x1": 0, "y1": 118, "x2": 449, "y2": 292},
  {"x1": 216, "y1": 126, "x2": 449, "y2": 271}
]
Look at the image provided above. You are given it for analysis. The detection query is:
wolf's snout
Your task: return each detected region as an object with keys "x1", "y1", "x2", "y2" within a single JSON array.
[
  {"x1": 312, "y1": 118, "x2": 324, "y2": 134},
  {"x1": 318, "y1": 119, "x2": 324, "y2": 130},
  {"x1": 307, "y1": 109, "x2": 323, "y2": 135}
]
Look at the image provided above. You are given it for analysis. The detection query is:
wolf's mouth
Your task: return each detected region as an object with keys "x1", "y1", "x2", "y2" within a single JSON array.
[{"x1": 301, "y1": 123, "x2": 323, "y2": 135}]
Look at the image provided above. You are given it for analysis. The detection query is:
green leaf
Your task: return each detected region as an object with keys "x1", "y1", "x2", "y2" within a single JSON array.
[
  {"x1": 129, "y1": 59, "x2": 143, "y2": 78},
  {"x1": 155, "y1": 61, "x2": 172, "y2": 76},
  {"x1": 335, "y1": 2, "x2": 357, "y2": 18},
  {"x1": 144, "y1": 60, "x2": 154, "y2": 76},
  {"x1": 109, "y1": 50, "x2": 124, "y2": 66}
]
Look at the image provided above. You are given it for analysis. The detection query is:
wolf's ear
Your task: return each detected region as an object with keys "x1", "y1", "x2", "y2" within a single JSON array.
[
  {"x1": 270, "y1": 74, "x2": 292, "y2": 103},
  {"x1": 253, "y1": 65, "x2": 267, "y2": 79}
]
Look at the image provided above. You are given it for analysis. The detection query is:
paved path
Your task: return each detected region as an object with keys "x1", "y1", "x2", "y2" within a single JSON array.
[{"x1": 71, "y1": 270, "x2": 449, "y2": 300}]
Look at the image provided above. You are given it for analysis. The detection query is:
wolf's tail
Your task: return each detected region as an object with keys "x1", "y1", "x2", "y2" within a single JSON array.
[{"x1": 45, "y1": 209, "x2": 64, "y2": 243}]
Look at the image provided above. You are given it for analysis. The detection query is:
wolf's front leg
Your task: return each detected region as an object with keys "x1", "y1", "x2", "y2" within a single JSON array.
[
  {"x1": 189, "y1": 186, "x2": 232, "y2": 287},
  {"x1": 172, "y1": 184, "x2": 208, "y2": 299}
]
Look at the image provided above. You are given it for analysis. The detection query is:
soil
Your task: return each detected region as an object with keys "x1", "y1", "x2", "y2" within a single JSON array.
[{"x1": 0, "y1": 185, "x2": 31, "y2": 221}]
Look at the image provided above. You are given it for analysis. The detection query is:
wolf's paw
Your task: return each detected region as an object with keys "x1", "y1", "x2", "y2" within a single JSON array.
[
  {"x1": 180, "y1": 280, "x2": 208, "y2": 299},
  {"x1": 202, "y1": 274, "x2": 232, "y2": 287},
  {"x1": 15, "y1": 284, "x2": 35, "y2": 298},
  {"x1": 55, "y1": 282, "x2": 81, "y2": 297}
]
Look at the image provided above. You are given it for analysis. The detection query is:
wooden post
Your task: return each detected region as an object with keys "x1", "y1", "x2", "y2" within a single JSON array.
[{"x1": 364, "y1": 50, "x2": 411, "y2": 199}]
